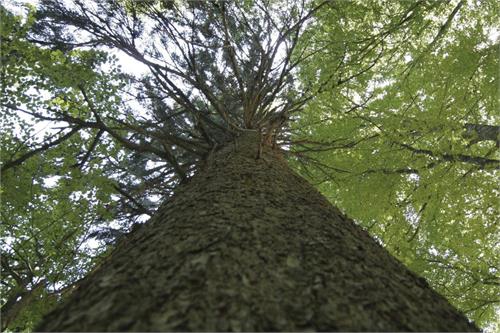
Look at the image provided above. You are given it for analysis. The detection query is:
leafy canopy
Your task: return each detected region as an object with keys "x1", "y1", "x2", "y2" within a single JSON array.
[{"x1": 292, "y1": 0, "x2": 499, "y2": 328}]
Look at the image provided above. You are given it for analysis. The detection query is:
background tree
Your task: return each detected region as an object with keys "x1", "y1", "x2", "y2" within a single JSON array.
[
  {"x1": 0, "y1": 0, "x2": 497, "y2": 331},
  {"x1": 1, "y1": 5, "x2": 142, "y2": 330}
]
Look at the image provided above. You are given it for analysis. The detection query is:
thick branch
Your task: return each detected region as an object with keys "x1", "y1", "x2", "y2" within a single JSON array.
[
  {"x1": 1, "y1": 126, "x2": 83, "y2": 173},
  {"x1": 398, "y1": 142, "x2": 500, "y2": 170}
]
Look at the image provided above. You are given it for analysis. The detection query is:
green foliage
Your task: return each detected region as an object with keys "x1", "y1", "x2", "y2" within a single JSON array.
[
  {"x1": 293, "y1": 0, "x2": 499, "y2": 328},
  {"x1": 1, "y1": 5, "x2": 129, "y2": 330}
]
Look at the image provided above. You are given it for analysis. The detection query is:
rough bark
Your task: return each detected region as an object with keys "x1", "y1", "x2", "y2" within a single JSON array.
[{"x1": 37, "y1": 131, "x2": 477, "y2": 332}]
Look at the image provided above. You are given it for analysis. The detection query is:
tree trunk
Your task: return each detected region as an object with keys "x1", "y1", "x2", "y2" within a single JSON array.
[
  {"x1": 1, "y1": 279, "x2": 46, "y2": 331},
  {"x1": 37, "y1": 131, "x2": 477, "y2": 332}
]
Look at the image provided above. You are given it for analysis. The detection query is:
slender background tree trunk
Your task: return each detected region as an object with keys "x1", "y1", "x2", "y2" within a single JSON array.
[
  {"x1": 37, "y1": 132, "x2": 477, "y2": 331},
  {"x1": 1, "y1": 280, "x2": 45, "y2": 331}
]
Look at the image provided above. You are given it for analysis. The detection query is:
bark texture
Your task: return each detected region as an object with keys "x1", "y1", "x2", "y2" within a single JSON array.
[{"x1": 38, "y1": 131, "x2": 477, "y2": 331}]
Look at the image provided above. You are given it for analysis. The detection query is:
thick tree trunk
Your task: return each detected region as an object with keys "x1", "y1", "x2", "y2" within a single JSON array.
[{"x1": 37, "y1": 131, "x2": 477, "y2": 331}]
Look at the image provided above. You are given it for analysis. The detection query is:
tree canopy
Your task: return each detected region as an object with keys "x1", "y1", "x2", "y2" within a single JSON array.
[
  {"x1": 0, "y1": 0, "x2": 498, "y2": 331},
  {"x1": 292, "y1": 1, "x2": 499, "y2": 328}
]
